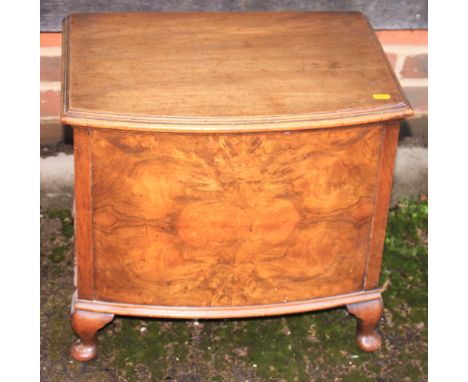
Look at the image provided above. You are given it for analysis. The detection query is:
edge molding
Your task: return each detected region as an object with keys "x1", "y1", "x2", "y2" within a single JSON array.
[{"x1": 74, "y1": 289, "x2": 383, "y2": 319}]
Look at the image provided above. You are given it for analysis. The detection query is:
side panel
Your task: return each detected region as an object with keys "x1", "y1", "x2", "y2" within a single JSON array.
[
  {"x1": 73, "y1": 127, "x2": 94, "y2": 299},
  {"x1": 364, "y1": 122, "x2": 400, "y2": 289},
  {"x1": 90, "y1": 126, "x2": 384, "y2": 306}
]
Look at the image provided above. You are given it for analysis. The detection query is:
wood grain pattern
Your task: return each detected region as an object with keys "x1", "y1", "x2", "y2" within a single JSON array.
[
  {"x1": 364, "y1": 122, "x2": 400, "y2": 289},
  {"x1": 90, "y1": 125, "x2": 384, "y2": 307},
  {"x1": 61, "y1": 12, "x2": 412, "y2": 132},
  {"x1": 73, "y1": 127, "x2": 93, "y2": 300}
]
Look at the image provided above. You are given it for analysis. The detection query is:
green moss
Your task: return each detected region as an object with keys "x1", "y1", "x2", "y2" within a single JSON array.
[
  {"x1": 381, "y1": 199, "x2": 428, "y2": 329},
  {"x1": 100, "y1": 318, "x2": 191, "y2": 380},
  {"x1": 49, "y1": 245, "x2": 67, "y2": 263},
  {"x1": 47, "y1": 209, "x2": 74, "y2": 239},
  {"x1": 47, "y1": 209, "x2": 71, "y2": 220},
  {"x1": 47, "y1": 312, "x2": 71, "y2": 362},
  {"x1": 62, "y1": 222, "x2": 74, "y2": 239},
  {"x1": 342, "y1": 371, "x2": 374, "y2": 382}
]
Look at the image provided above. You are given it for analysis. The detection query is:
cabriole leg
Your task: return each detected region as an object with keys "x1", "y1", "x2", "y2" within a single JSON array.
[
  {"x1": 70, "y1": 309, "x2": 114, "y2": 361},
  {"x1": 347, "y1": 296, "x2": 384, "y2": 352}
]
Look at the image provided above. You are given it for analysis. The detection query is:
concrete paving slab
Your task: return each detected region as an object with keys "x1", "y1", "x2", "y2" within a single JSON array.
[
  {"x1": 392, "y1": 147, "x2": 428, "y2": 201},
  {"x1": 40, "y1": 153, "x2": 74, "y2": 210}
]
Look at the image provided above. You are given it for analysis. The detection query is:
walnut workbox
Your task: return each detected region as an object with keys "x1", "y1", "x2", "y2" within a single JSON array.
[{"x1": 61, "y1": 12, "x2": 413, "y2": 361}]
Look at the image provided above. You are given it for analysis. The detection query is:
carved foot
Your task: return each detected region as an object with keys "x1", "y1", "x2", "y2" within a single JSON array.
[
  {"x1": 347, "y1": 296, "x2": 383, "y2": 352},
  {"x1": 70, "y1": 309, "x2": 114, "y2": 361}
]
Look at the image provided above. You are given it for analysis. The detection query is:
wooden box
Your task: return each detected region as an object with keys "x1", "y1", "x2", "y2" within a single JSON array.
[{"x1": 61, "y1": 12, "x2": 413, "y2": 361}]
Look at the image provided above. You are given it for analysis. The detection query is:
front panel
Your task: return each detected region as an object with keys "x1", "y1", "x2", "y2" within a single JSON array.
[{"x1": 90, "y1": 126, "x2": 384, "y2": 306}]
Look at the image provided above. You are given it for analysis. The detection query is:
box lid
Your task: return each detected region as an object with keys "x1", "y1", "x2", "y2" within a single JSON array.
[{"x1": 61, "y1": 12, "x2": 413, "y2": 133}]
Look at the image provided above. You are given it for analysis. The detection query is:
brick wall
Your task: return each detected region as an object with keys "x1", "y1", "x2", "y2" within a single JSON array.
[
  {"x1": 40, "y1": 30, "x2": 428, "y2": 146},
  {"x1": 40, "y1": 33, "x2": 63, "y2": 145}
]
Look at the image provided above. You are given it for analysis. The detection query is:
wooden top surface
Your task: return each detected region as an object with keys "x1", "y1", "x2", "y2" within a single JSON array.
[{"x1": 62, "y1": 12, "x2": 412, "y2": 132}]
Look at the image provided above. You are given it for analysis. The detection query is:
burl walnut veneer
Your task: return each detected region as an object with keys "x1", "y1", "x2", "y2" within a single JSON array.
[{"x1": 61, "y1": 12, "x2": 413, "y2": 361}]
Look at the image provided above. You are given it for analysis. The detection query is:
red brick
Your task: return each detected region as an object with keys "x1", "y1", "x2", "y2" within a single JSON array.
[
  {"x1": 385, "y1": 53, "x2": 397, "y2": 69},
  {"x1": 376, "y1": 30, "x2": 428, "y2": 45},
  {"x1": 400, "y1": 54, "x2": 428, "y2": 78},
  {"x1": 40, "y1": 33, "x2": 62, "y2": 47},
  {"x1": 41, "y1": 91, "x2": 61, "y2": 117},
  {"x1": 41, "y1": 56, "x2": 61, "y2": 82},
  {"x1": 403, "y1": 87, "x2": 428, "y2": 113}
]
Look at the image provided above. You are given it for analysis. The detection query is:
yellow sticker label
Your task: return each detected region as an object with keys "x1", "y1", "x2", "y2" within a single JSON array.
[{"x1": 372, "y1": 93, "x2": 391, "y2": 100}]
